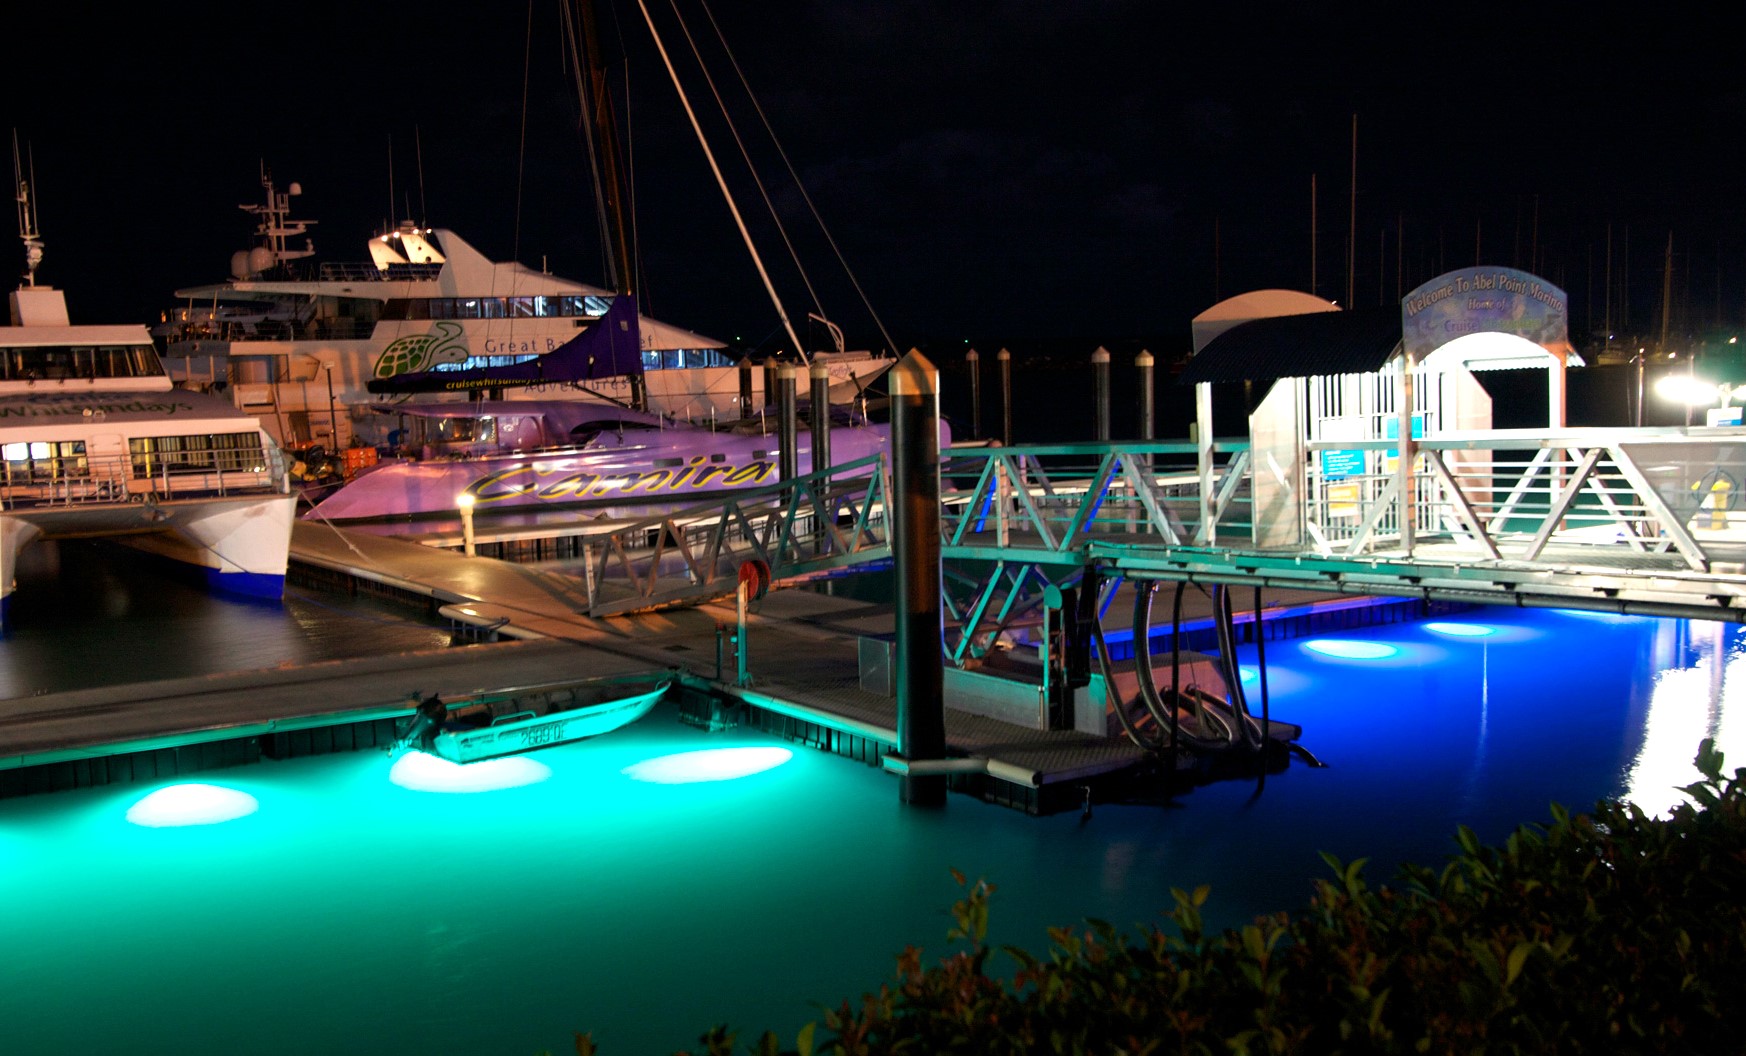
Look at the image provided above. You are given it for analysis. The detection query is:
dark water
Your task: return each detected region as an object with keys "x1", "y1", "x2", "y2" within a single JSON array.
[
  {"x1": 0, "y1": 540, "x2": 458, "y2": 699},
  {"x1": 0, "y1": 545, "x2": 1740, "y2": 1055}
]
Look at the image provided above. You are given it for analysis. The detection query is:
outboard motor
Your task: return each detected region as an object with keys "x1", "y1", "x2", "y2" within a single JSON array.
[{"x1": 391, "y1": 694, "x2": 448, "y2": 756}]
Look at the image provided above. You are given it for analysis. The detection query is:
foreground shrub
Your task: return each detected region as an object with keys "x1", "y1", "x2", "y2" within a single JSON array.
[{"x1": 570, "y1": 739, "x2": 1746, "y2": 1055}]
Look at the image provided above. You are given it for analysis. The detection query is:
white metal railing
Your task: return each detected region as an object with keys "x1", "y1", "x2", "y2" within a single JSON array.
[
  {"x1": 0, "y1": 444, "x2": 290, "y2": 511},
  {"x1": 562, "y1": 428, "x2": 1746, "y2": 636},
  {"x1": 1302, "y1": 428, "x2": 1746, "y2": 570}
]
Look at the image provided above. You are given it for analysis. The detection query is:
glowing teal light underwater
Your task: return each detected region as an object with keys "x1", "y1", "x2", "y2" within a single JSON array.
[
  {"x1": 1303, "y1": 639, "x2": 1400, "y2": 660},
  {"x1": 388, "y1": 752, "x2": 552, "y2": 793},
  {"x1": 124, "y1": 784, "x2": 258, "y2": 827},
  {"x1": 622, "y1": 746, "x2": 793, "y2": 784}
]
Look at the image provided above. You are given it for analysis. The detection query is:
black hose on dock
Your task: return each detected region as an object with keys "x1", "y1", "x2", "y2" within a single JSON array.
[
  {"x1": 1253, "y1": 586, "x2": 1271, "y2": 749},
  {"x1": 1210, "y1": 585, "x2": 1265, "y2": 752}
]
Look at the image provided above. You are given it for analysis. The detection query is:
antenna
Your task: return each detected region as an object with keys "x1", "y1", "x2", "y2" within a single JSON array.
[
  {"x1": 416, "y1": 126, "x2": 428, "y2": 229},
  {"x1": 13, "y1": 131, "x2": 44, "y2": 287}
]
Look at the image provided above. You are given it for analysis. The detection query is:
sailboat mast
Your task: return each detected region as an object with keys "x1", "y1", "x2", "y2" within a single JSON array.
[
  {"x1": 633, "y1": 0, "x2": 809, "y2": 363},
  {"x1": 578, "y1": 0, "x2": 636, "y2": 298}
]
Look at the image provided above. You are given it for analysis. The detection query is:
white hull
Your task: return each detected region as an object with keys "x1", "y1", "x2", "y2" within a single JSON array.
[{"x1": 1, "y1": 492, "x2": 296, "y2": 602}]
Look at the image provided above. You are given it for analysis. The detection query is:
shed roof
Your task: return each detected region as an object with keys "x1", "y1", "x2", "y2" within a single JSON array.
[{"x1": 1178, "y1": 307, "x2": 1403, "y2": 386}]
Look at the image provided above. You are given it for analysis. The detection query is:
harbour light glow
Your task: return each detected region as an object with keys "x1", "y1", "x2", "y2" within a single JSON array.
[
  {"x1": 1303, "y1": 639, "x2": 1399, "y2": 660},
  {"x1": 621, "y1": 747, "x2": 793, "y2": 784},
  {"x1": 388, "y1": 751, "x2": 552, "y2": 793},
  {"x1": 125, "y1": 783, "x2": 259, "y2": 827},
  {"x1": 1625, "y1": 663, "x2": 1719, "y2": 819},
  {"x1": 1424, "y1": 621, "x2": 1498, "y2": 638}
]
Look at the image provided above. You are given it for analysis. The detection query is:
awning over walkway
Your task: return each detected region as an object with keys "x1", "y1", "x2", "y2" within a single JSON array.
[{"x1": 1179, "y1": 308, "x2": 1403, "y2": 386}]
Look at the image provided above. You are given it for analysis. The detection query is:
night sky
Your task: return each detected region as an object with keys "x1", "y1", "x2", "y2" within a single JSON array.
[{"x1": 5, "y1": 2, "x2": 1743, "y2": 357}]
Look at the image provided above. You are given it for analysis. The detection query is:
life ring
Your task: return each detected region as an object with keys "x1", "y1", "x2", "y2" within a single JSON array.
[{"x1": 737, "y1": 559, "x2": 771, "y2": 601}]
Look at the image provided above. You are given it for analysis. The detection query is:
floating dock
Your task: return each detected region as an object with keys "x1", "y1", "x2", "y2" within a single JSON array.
[{"x1": 0, "y1": 523, "x2": 1438, "y2": 813}]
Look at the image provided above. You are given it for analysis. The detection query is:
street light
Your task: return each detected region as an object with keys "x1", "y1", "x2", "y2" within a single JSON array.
[
  {"x1": 1654, "y1": 374, "x2": 1744, "y2": 426},
  {"x1": 457, "y1": 492, "x2": 477, "y2": 556}
]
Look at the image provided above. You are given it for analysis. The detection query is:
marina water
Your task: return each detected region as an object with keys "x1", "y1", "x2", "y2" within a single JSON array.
[{"x1": 1, "y1": 542, "x2": 1741, "y2": 1054}]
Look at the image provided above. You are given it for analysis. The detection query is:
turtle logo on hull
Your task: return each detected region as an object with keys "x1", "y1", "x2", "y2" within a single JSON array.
[{"x1": 373, "y1": 321, "x2": 469, "y2": 378}]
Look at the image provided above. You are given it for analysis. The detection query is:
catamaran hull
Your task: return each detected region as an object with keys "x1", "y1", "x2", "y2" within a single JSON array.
[
  {"x1": 113, "y1": 494, "x2": 298, "y2": 599},
  {"x1": 303, "y1": 423, "x2": 900, "y2": 524},
  {"x1": 2, "y1": 494, "x2": 297, "y2": 601}
]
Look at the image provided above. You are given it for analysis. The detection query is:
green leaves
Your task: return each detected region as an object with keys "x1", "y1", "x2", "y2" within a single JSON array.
[{"x1": 653, "y1": 741, "x2": 1746, "y2": 1055}]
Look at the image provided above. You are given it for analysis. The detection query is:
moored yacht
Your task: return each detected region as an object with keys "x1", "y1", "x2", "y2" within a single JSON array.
[
  {"x1": 1, "y1": 167, "x2": 296, "y2": 632},
  {"x1": 156, "y1": 173, "x2": 895, "y2": 456}
]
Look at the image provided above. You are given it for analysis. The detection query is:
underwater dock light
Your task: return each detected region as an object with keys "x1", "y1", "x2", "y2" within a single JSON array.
[
  {"x1": 125, "y1": 783, "x2": 259, "y2": 827},
  {"x1": 621, "y1": 746, "x2": 792, "y2": 784}
]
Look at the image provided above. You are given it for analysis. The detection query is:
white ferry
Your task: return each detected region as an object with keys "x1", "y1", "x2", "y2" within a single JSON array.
[
  {"x1": 1, "y1": 172, "x2": 295, "y2": 632},
  {"x1": 156, "y1": 173, "x2": 894, "y2": 456}
]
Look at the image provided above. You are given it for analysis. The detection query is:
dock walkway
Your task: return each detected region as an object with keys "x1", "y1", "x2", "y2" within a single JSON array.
[{"x1": 0, "y1": 523, "x2": 1418, "y2": 810}]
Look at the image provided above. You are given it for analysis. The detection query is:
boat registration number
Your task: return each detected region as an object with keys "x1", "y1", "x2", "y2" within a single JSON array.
[{"x1": 517, "y1": 720, "x2": 570, "y2": 748}]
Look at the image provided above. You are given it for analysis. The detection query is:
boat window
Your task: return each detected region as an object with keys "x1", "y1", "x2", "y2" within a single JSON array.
[
  {"x1": 414, "y1": 417, "x2": 497, "y2": 446},
  {"x1": 429, "y1": 353, "x2": 540, "y2": 373},
  {"x1": 1, "y1": 440, "x2": 87, "y2": 482},
  {"x1": 129, "y1": 433, "x2": 266, "y2": 476},
  {"x1": 633, "y1": 347, "x2": 734, "y2": 372},
  {"x1": 0, "y1": 342, "x2": 164, "y2": 380},
  {"x1": 379, "y1": 295, "x2": 610, "y2": 323},
  {"x1": 382, "y1": 299, "x2": 426, "y2": 321}
]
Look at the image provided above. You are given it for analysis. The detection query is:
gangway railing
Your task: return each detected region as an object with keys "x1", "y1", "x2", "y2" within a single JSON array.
[
  {"x1": 575, "y1": 453, "x2": 893, "y2": 617},
  {"x1": 934, "y1": 428, "x2": 1746, "y2": 651},
  {"x1": 569, "y1": 427, "x2": 1746, "y2": 638}
]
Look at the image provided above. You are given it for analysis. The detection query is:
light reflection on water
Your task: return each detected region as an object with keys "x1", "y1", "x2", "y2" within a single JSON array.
[
  {"x1": 0, "y1": 540, "x2": 461, "y2": 698},
  {"x1": 0, "y1": 554, "x2": 1741, "y2": 1054}
]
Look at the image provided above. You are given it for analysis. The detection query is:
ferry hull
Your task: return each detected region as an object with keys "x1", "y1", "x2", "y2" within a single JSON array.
[
  {"x1": 113, "y1": 494, "x2": 298, "y2": 599},
  {"x1": 0, "y1": 492, "x2": 298, "y2": 629}
]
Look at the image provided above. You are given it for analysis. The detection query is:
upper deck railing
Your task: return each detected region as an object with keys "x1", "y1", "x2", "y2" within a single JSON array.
[{"x1": 0, "y1": 442, "x2": 290, "y2": 512}]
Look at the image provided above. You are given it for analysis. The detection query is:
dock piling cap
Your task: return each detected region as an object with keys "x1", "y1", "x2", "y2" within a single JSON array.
[{"x1": 889, "y1": 348, "x2": 938, "y2": 397}]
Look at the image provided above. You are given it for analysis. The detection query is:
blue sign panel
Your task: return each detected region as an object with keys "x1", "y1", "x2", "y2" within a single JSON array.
[{"x1": 1321, "y1": 449, "x2": 1365, "y2": 480}]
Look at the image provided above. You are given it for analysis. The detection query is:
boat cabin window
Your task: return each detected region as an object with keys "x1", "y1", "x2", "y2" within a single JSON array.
[
  {"x1": 427, "y1": 353, "x2": 541, "y2": 373},
  {"x1": 2, "y1": 440, "x2": 87, "y2": 481},
  {"x1": 381, "y1": 294, "x2": 611, "y2": 322},
  {"x1": 423, "y1": 417, "x2": 495, "y2": 444},
  {"x1": 640, "y1": 347, "x2": 736, "y2": 371},
  {"x1": 0, "y1": 343, "x2": 164, "y2": 381},
  {"x1": 129, "y1": 432, "x2": 267, "y2": 476}
]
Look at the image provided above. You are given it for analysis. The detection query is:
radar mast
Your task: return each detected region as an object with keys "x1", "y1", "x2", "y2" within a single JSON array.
[
  {"x1": 234, "y1": 164, "x2": 317, "y2": 279},
  {"x1": 13, "y1": 132, "x2": 43, "y2": 288}
]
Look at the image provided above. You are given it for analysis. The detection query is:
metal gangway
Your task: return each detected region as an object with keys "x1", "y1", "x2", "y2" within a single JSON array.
[{"x1": 567, "y1": 426, "x2": 1746, "y2": 655}]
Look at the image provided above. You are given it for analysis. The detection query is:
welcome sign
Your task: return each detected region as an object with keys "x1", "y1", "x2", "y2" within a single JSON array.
[{"x1": 1401, "y1": 266, "x2": 1569, "y2": 362}]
